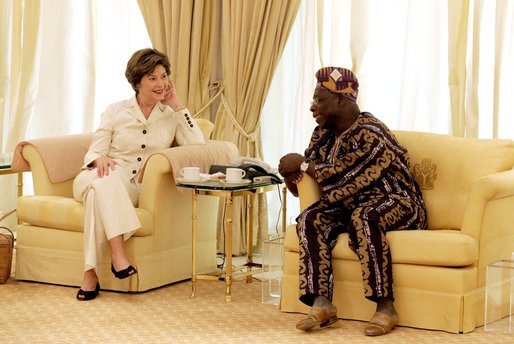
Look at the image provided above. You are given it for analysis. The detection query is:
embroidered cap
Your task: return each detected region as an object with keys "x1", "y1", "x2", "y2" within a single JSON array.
[{"x1": 315, "y1": 67, "x2": 359, "y2": 103}]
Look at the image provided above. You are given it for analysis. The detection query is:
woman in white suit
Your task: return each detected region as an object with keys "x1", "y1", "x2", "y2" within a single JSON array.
[{"x1": 73, "y1": 48, "x2": 205, "y2": 300}]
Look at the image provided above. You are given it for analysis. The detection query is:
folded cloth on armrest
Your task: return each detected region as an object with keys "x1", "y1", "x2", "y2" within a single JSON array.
[
  {"x1": 11, "y1": 133, "x2": 93, "y2": 183},
  {"x1": 141, "y1": 140, "x2": 238, "y2": 188}
]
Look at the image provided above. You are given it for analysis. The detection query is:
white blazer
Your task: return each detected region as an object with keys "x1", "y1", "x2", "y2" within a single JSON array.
[{"x1": 83, "y1": 96, "x2": 205, "y2": 181}]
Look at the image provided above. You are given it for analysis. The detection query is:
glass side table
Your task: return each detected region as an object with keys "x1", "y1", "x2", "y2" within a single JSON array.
[
  {"x1": 176, "y1": 178, "x2": 286, "y2": 302},
  {"x1": 484, "y1": 259, "x2": 514, "y2": 334},
  {"x1": 261, "y1": 235, "x2": 285, "y2": 305}
]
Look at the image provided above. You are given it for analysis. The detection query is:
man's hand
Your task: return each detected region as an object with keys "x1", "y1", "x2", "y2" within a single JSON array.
[
  {"x1": 285, "y1": 171, "x2": 304, "y2": 184},
  {"x1": 93, "y1": 156, "x2": 118, "y2": 178},
  {"x1": 283, "y1": 175, "x2": 299, "y2": 197},
  {"x1": 278, "y1": 153, "x2": 304, "y2": 176},
  {"x1": 279, "y1": 153, "x2": 307, "y2": 196}
]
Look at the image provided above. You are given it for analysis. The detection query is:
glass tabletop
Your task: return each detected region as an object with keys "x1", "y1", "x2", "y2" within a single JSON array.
[
  {"x1": 0, "y1": 153, "x2": 13, "y2": 170},
  {"x1": 176, "y1": 178, "x2": 282, "y2": 191}
]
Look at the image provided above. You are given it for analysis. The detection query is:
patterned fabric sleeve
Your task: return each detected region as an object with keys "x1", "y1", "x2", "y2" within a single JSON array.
[
  {"x1": 320, "y1": 133, "x2": 397, "y2": 203},
  {"x1": 306, "y1": 113, "x2": 409, "y2": 205}
]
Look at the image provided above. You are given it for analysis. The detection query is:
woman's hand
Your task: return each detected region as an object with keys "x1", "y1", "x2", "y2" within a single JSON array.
[
  {"x1": 162, "y1": 79, "x2": 184, "y2": 111},
  {"x1": 93, "y1": 156, "x2": 118, "y2": 178}
]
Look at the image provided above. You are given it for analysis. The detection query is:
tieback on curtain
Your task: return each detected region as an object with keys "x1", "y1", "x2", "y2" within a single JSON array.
[
  {"x1": 193, "y1": 82, "x2": 224, "y2": 118},
  {"x1": 195, "y1": 81, "x2": 261, "y2": 157}
]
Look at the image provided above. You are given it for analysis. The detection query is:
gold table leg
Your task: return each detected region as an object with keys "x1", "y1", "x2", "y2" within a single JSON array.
[
  {"x1": 246, "y1": 194, "x2": 254, "y2": 283},
  {"x1": 191, "y1": 190, "x2": 198, "y2": 298},
  {"x1": 282, "y1": 186, "x2": 287, "y2": 233},
  {"x1": 17, "y1": 172, "x2": 23, "y2": 197},
  {"x1": 225, "y1": 193, "x2": 233, "y2": 302}
]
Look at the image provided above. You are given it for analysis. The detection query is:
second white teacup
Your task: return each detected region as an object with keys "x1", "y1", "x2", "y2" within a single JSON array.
[
  {"x1": 225, "y1": 168, "x2": 246, "y2": 182},
  {"x1": 180, "y1": 167, "x2": 200, "y2": 180}
]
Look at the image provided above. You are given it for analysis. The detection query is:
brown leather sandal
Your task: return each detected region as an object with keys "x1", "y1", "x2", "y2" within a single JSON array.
[
  {"x1": 364, "y1": 311, "x2": 399, "y2": 336},
  {"x1": 296, "y1": 306, "x2": 339, "y2": 331}
]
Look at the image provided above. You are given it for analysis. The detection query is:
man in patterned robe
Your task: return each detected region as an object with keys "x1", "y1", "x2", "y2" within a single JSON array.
[{"x1": 278, "y1": 67, "x2": 427, "y2": 336}]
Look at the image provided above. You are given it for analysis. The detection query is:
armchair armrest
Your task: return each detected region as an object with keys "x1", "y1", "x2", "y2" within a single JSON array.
[
  {"x1": 297, "y1": 174, "x2": 322, "y2": 211},
  {"x1": 139, "y1": 140, "x2": 238, "y2": 212},
  {"x1": 462, "y1": 170, "x2": 514, "y2": 240},
  {"x1": 15, "y1": 134, "x2": 93, "y2": 197},
  {"x1": 461, "y1": 170, "x2": 514, "y2": 285}
]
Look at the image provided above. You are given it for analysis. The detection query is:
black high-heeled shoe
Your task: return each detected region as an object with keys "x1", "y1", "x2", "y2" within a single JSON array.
[
  {"x1": 76, "y1": 282, "x2": 100, "y2": 301},
  {"x1": 111, "y1": 264, "x2": 137, "y2": 279}
]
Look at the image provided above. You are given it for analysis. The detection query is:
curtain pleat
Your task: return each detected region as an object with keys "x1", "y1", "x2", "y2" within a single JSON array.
[
  {"x1": 492, "y1": 0, "x2": 510, "y2": 138},
  {"x1": 211, "y1": 0, "x2": 300, "y2": 254},
  {"x1": 6, "y1": 1, "x2": 41, "y2": 151},
  {"x1": 448, "y1": 0, "x2": 470, "y2": 137},
  {"x1": 137, "y1": 0, "x2": 218, "y2": 119},
  {"x1": 464, "y1": 0, "x2": 483, "y2": 139}
]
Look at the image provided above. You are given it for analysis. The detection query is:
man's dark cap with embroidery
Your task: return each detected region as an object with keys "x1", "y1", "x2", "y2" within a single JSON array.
[{"x1": 315, "y1": 67, "x2": 359, "y2": 103}]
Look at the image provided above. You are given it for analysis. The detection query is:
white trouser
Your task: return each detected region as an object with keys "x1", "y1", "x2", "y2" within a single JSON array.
[{"x1": 73, "y1": 166, "x2": 141, "y2": 271}]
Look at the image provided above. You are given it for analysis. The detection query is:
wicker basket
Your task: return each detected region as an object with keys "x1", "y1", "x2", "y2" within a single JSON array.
[
  {"x1": 0, "y1": 226, "x2": 14, "y2": 284},
  {"x1": 0, "y1": 209, "x2": 16, "y2": 284}
]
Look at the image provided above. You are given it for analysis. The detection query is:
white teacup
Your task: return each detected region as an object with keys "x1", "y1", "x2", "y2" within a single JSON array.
[
  {"x1": 225, "y1": 168, "x2": 246, "y2": 182},
  {"x1": 180, "y1": 167, "x2": 200, "y2": 180}
]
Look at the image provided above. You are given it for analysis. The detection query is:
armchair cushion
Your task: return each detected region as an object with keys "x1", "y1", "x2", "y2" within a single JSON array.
[
  {"x1": 16, "y1": 196, "x2": 154, "y2": 236},
  {"x1": 285, "y1": 227, "x2": 477, "y2": 267}
]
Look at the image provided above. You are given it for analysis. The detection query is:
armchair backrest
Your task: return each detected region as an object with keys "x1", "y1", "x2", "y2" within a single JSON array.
[{"x1": 393, "y1": 131, "x2": 514, "y2": 230}]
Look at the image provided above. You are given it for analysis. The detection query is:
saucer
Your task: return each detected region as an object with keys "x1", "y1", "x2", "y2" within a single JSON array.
[
  {"x1": 176, "y1": 177, "x2": 207, "y2": 183},
  {"x1": 220, "y1": 179, "x2": 251, "y2": 185}
]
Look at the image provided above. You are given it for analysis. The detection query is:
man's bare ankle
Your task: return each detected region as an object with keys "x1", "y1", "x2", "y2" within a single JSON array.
[
  {"x1": 313, "y1": 295, "x2": 335, "y2": 310},
  {"x1": 376, "y1": 298, "x2": 396, "y2": 316}
]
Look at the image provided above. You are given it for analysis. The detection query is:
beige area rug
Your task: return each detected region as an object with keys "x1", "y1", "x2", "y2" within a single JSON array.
[{"x1": 0, "y1": 275, "x2": 512, "y2": 344}]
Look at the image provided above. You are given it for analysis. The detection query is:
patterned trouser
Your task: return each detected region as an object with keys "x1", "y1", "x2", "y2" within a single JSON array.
[{"x1": 296, "y1": 196, "x2": 426, "y2": 306}]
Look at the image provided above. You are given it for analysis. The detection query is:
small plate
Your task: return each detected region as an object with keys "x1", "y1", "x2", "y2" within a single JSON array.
[
  {"x1": 176, "y1": 177, "x2": 207, "y2": 183},
  {"x1": 220, "y1": 179, "x2": 252, "y2": 185}
]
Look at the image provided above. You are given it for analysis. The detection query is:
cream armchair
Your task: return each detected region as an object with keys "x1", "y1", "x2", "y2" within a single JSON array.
[
  {"x1": 14, "y1": 122, "x2": 238, "y2": 292},
  {"x1": 280, "y1": 130, "x2": 514, "y2": 333}
]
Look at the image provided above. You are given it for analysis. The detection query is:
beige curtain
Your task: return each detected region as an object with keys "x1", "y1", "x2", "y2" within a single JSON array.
[
  {"x1": 448, "y1": 0, "x2": 470, "y2": 137},
  {"x1": 464, "y1": 0, "x2": 482, "y2": 138},
  {"x1": 0, "y1": 0, "x2": 41, "y2": 229},
  {"x1": 491, "y1": 0, "x2": 510, "y2": 138},
  {"x1": 448, "y1": 0, "x2": 513, "y2": 138},
  {"x1": 211, "y1": 0, "x2": 300, "y2": 254},
  {"x1": 2, "y1": 1, "x2": 41, "y2": 151},
  {"x1": 137, "y1": 0, "x2": 220, "y2": 119},
  {"x1": 348, "y1": 0, "x2": 370, "y2": 80},
  {"x1": 212, "y1": 0, "x2": 300, "y2": 157},
  {"x1": 313, "y1": 0, "x2": 512, "y2": 139}
]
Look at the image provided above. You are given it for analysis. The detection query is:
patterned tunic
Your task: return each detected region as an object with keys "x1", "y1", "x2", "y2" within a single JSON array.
[{"x1": 296, "y1": 112, "x2": 427, "y2": 306}]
